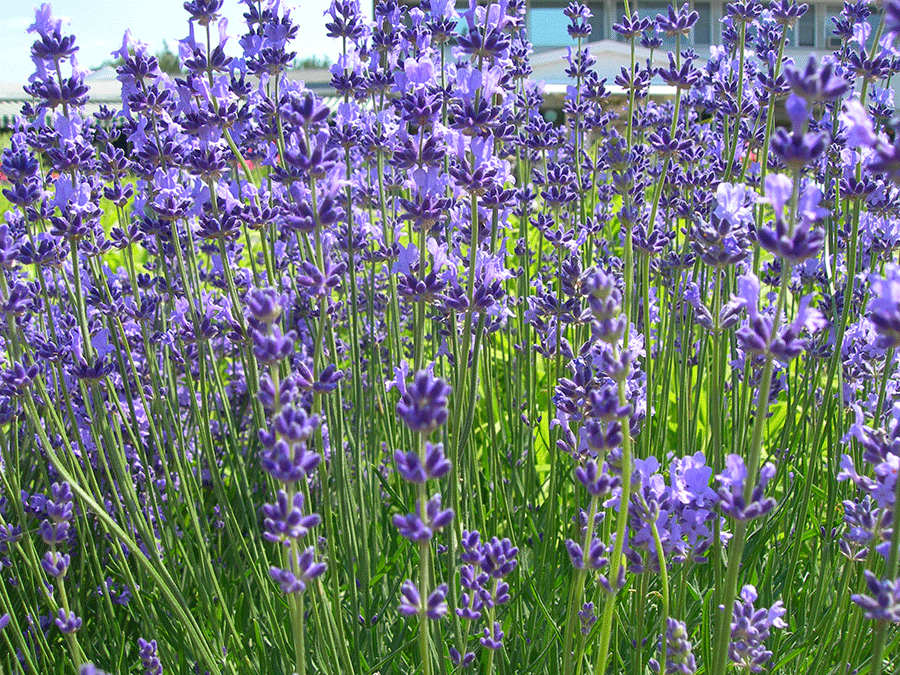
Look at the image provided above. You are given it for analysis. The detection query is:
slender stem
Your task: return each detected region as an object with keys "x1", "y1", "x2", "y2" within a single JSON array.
[
  {"x1": 564, "y1": 494, "x2": 600, "y2": 675},
  {"x1": 649, "y1": 518, "x2": 670, "y2": 675},
  {"x1": 593, "y1": 347, "x2": 634, "y2": 675},
  {"x1": 418, "y1": 430, "x2": 433, "y2": 675}
]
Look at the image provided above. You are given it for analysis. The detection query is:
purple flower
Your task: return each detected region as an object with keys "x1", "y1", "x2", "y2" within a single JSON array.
[
  {"x1": 138, "y1": 638, "x2": 163, "y2": 675},
  {"x1": 395, "y1": 370, "x2": 452, "y2": 435},
  {"x1": 183, "y1": 0, "x2": 224, "y2": 26},
  {"x1": 670, "y1": 453, "x2": 717, "y2": 509},
  {"x1": 480, "y1": 621, "x2": 504, "y2": 650},
  {"x1": 650, "y1": 618, "x2": 697, "y2": 674},
  {"x1": 716, "y1": 456, "x2": 777, "y2": 522},
  {"x1": 613, "y1": 12, "x2": 652, "y2": 38},
  {"x1": 80, "y1": 666, "x2": 111, "y2": 675},
  {"x1": 729, "y1": 585, "x2": 787, "y2": 672},
  {"x1": 28, "y1": 3, "x2": 63, "y2": 38},
  {"x1": 41, "y1": 551, "x2": 71, "y2": 578},
  {"x1": 762, "y1": 174, "x2": 793, "y2": 223},
  {"x1": 479, "y1": 537, "x2": 518, "y2": 578},
  {"x1": 565, "y1": 537, "x2": 608, "y2": 570},
  {"x1": 868, "y1": 264, "x2": 900, "y2": 349},
  {"x1": 885, "y1": 0, "x2": 900, "y2": 39},
  {"x1": 575, "y1": 460, "x2": 616, "y2": 497},
  {"x1": 54, "y1": 608, "x2": 82, "y2": 634},
  {"x1": 852, "y1": 572, "x2": 900, "y2": 622},
  {"x1": 449, "y1": 647, "x2": 476, "y2": 668},
  {"x1": 784, "y1": 55, "x2": 849, "y2": 104},
  {"x1": 565, "y1": 3, "x2": 593, "y2": 38},
  {"x1": 392, "y1": 494, "x2": 454, "y2": 541},
  {"x1": 262, "y1": 491, "x2": 322, "y2": 544},
  {"x1": 840, "y1": 100, "x2": 878, "y2": 149},
  {"x1": 269, "y1": 547, "x2": 327, "y2": 594},
  {"x1": 394, "y1": 442, "x2": 451, "y2": 484},
  {"x1": 579, "y1": 602, "x2": 597, "y2": 635},
  {"x1": 399, "y1": 580, "x2": 449, "y2": 620},
  {"x1": 656, "y1": 2, "x2": 699, "y2": 36},
  {"x1": 251, "y1": 326, "x2": 295, "y2": 364},
  {"x1": 246, "y1": 287, "x2": 286, "y2": 324}
]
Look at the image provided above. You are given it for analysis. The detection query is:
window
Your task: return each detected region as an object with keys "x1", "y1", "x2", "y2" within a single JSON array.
[
  {"x1": 826, "y1": 4, "x2": 843, "y2": 49},
  {"x1": 590, "y1": 8, "x2": 605, "y2": 40},
  {"x1": 615, "y1": 1, "x2": 627, "y2": 39},
  {"x1": 798, "y1": 4, "x2": 816, "y2": 46},
  {"x1": 694, "y1": 1, "x2": 711, "y2": 44}
]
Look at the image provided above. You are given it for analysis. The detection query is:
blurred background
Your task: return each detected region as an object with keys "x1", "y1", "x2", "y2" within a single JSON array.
[{"x1": 0, "y1": 0, "x2": 344, "y2": 84}]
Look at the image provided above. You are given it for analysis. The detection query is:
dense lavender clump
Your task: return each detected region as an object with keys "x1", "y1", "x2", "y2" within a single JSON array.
[{"x1": 2, "y1": 0, "x2": 900, "y2": 673}]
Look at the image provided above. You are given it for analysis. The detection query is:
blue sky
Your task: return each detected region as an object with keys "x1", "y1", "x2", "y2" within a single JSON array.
[{"x1": 0, "y1": 0, "x2": 348, "y2": 84}]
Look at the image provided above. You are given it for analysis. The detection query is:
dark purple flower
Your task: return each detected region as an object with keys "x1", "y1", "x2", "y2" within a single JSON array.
[
  {"x1": 41, "y1": 551, "x2": 71, "y2": 578},
  {"x1": 246, "y1": 287, "x2": 286, "y2": 324},
  {"x1": 399, "y1": 580, "x2": 449, "y2": 620},
  {"x1": 656, "y1": 2, "x2": 699, "y2": 35},
  {"x1": 479, "y1": 537, "x2": 518, "y2": 578},
  {"x1": 852, "y1": 571, "x2": 900, "y2": 622},
  {"x1": 183, "y1": 0, "x2": 223, "y2": 25},
  {"x1": 770, "y1": 0, "x2": 807, "y2": 26},
  {"x1": 54, "y1": 608, "x2": 82, "y2": 634},
  {"x1": 395, "y1": 370, "x2": 452, "y2": 435},
  {"x1": 262, "y1": 491, "x2": 322, "y2": 544},
  {"x1": 449, "y1": 647, "x2": 476, "y2": 668},
  {"x1": 565, "y1": 3, "x2": 593, "y2": 38},
  {"x1": 394, "y1": 442, "x2": 451, "y2": 484},
  {"x1": 613, "y1": 12, "x2": 652, "y2": 38},
  {"x1": 251, "y1": 326, "x2": 295, "y2": 364},
  {"x1": 481, "y1": 621, "x2": 504, "y2": 650},
  {"x1": 575, "y1": 460, "x2": 616, "y2": 497},
  {"x1": 269, "y1": 547, "x2": 327, "y2": 594}
]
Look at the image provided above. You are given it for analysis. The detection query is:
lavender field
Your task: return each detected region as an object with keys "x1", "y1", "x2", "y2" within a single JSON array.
[{"x1": 1, "y1": 0, "x2": 900, "y2": 673}]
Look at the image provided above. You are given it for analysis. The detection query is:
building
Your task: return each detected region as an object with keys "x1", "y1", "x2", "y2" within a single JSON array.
[
  {"x1": 523, "y1": 0, "x2": 887, "y2": 118},
  {"x1": 526, "y1": 0, "x2": 870, "y2": 53}
]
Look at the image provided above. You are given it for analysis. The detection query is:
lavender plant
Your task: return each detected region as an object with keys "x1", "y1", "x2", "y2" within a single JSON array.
[{"x1": 2, "y1": 0, "x2": 900, "y2": 673}]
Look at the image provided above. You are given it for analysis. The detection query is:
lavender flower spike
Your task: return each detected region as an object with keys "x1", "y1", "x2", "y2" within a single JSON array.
[
  {"x1": 729, "y1": 585, "x2": 787, "y2": 672},
  {"x1": 395, "y1": 370, "x2": 452, "y2": 435},
  {"x1": 868, "y1": 264, "x2": 900, "y2": 349},
  {"x1": 649, "y1": 618, "x2": 697, "y2": 674},
  {"x1": 852, "y1": 572, "x2": 900, "y2": 623},
  {"x1": 716, "y1": 455, "x2": 777, "y2": 521}
]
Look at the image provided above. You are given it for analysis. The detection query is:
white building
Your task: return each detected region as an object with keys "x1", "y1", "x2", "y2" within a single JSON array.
[
  {"x1": 526, "y1": 0, "x2": 875, "y2": 59},
  {"x1": 522, "y1": 0, "x2": 886, "y2": 114}
]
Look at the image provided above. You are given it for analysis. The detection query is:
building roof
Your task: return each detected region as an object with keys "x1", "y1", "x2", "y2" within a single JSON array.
[{"x1": 529, "y1": 39, "x2": 673, "y2": 86}]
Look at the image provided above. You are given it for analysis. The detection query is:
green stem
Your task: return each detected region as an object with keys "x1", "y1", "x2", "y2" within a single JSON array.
[
  {"x1": 593, "y1": 347, "x2": 634, "y2": 675},
  {"x1": 649, "y1": 518, "x2": 670, "y2": 675}
]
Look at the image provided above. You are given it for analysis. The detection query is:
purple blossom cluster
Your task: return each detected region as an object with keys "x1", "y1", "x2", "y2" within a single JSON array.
[
  {"x1": 453, "y1": 531, "x2": 518, "y2": 663},
  {"x1": 728, "y1": 585, "x2": 787, "y2": 672},
  {"x1": 2, "y1": 0, "x2": 900, "y2": 672}
]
